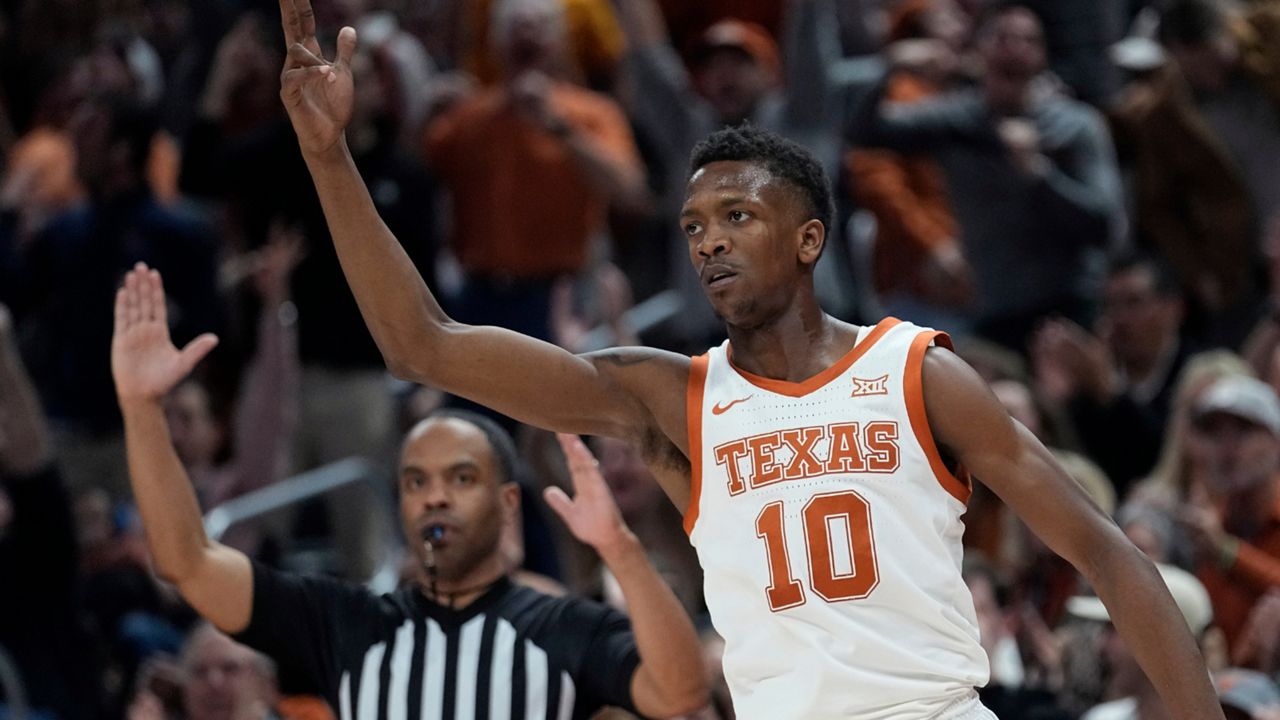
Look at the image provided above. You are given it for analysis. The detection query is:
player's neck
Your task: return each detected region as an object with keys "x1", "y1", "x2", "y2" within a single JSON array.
[{"x1": 726, "y1": 303, "x2": 854, "y2": 382}]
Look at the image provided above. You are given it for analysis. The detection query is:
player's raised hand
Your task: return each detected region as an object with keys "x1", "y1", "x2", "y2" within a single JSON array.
[
  {"x1": 545, "y1": 433, "x2": 635, "y2": 555},
  {"x1": 277, "y1": 0, "x2": 357, "y2": 155},
  {"x1": 112, "y1": 264, "x2": 219, "y2": 405}
]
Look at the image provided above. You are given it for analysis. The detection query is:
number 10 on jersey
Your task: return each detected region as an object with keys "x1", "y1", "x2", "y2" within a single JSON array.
[{"x1": 754, "y1": 490, "x2": 880, "y2": 611}]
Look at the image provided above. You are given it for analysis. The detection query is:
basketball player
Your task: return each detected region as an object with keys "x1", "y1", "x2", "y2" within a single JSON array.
[{"x1": 272, "y1": 0, "x2": 1223, "y2": 717}]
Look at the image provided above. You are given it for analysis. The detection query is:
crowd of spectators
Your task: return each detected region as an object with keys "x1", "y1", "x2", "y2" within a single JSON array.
[{"x1": 3, "y1": 0, "x2": 1280, "y2": 717}]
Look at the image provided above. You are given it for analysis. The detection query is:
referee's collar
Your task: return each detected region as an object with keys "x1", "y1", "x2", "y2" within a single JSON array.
[{"x1": 411, "y1": 575, "x2": 515, "y2": 618}]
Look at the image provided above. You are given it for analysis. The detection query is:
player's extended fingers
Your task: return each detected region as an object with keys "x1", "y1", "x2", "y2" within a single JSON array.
[
  {"x1": 335, "y1": 26, "x2": 358, "y2": 68},
  {"x1": 287, "y1": 42, "x2": 326, "y2": 68},
  {"x1": 280, "y1": 66, "x2": 334, "y2": 105},
  {"x1": 279, "y1": 0, "x2": 301, "y2": 47},
  {"x1": 295, "y1": 0, "x2": 316, "y2": 41}
]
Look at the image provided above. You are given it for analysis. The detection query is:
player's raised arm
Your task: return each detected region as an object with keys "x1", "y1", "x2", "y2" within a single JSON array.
[
  {"x1": 111, "y1": 264, "x2": 253, "y2": 634},
  {"x1": 274, "y1": 0, "x2": 681, "y2": 440},
  {"x1": 919, "y1": 346, "x2": 1224, "y2": 720}
]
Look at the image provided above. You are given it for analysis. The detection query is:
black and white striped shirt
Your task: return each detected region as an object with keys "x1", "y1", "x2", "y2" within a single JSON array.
[{"x1": 236, "y1": 562, "x2": 640, "y2": 720}]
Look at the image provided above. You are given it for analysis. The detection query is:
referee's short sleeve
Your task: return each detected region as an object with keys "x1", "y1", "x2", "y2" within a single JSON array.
[
  {"x1": 233, "y1": 560, "x2": 375, "y2": 696},
  {"x1": 570, "y1": 600, "x2": 642, "y2": 713}
]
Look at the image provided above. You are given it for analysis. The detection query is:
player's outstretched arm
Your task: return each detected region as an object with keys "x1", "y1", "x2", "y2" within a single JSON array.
[
  {"x1": 111, "y1": 264, "x2": 253, "y2": 634},
  {"x1": 920, "y1": 347, "x2": 1224, "y2": 720},
  {"x1": 546, "y1": 434, "x2": 709, "y2": 717},
  {"x1": 274, "y1": 0, "x2": 682, "y2": 441}
]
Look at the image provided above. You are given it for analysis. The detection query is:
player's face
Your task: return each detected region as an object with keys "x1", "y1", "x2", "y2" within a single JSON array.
[
  {"x1": 681, "y1": 160, "x2": 820, "y2": 328},
  {"x1": 397, "y1": 418, "x2": 516, "y2": 583}
]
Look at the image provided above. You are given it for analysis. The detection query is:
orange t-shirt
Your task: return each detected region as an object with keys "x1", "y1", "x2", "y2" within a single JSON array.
[
  {"x1": 425, "y1": 83, "x2": 641, "y2": 278},
  {"x1": 277, "y1": 695, "x2": 335, "y2": 720},
  {"x1": 1197, "y1": 490, "x2": 1280, "y2": 652},
  {"x1": 846, "y1": 72, "x2": 959, "y2": 296}
]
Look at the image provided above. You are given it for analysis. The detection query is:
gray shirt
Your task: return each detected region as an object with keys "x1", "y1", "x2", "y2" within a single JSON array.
[{"x1": 849, "y1": 80, "x2": 1124, "y2": 322}]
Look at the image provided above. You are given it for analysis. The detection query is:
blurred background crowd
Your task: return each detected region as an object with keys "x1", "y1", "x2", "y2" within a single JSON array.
[{"x1": 3, "y1": 0, "x2": 1280, "y2": 717}]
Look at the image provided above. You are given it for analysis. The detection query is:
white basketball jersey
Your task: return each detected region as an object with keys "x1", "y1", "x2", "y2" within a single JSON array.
[{"x1": 685, "y1": 318, "x2": 992, "y2": 720}]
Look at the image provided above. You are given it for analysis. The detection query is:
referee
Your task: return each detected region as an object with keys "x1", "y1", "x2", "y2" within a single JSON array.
[{"x1": 110, "y1": 265, "x2": 709, "y2": 719}]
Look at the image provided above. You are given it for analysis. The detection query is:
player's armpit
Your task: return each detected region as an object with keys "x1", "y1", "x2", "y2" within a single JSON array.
[{"x1": 584, "y1": 346, "x2": 695, "y2": 452}]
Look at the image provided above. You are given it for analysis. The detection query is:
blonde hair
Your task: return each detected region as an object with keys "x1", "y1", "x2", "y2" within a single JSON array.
[{"x1": 1131, "y1": 349, "x2": 1253, "y2": 506}]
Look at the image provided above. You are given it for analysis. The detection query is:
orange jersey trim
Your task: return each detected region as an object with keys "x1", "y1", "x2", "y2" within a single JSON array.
[
  {"x1": 904, "y1": 331, "x2": 972, "y2": 504},
  {"x1": 684, "y1": 353, "x2": 710, "y2": 536},
  {"x1": 727, "y1": 317, "x2": 901, "y2": 398}
]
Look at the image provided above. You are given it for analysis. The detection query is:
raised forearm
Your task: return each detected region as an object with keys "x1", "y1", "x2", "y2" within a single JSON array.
[
  {"x1": 1028, "y1": 119, "x2": 1122, "y2": 246},
  {"x1": 610, "y1": 0, "x2": 668, "y2": 48},
  {"x1": 121, "y1": 399, "x2": 213, "y2": 581},
  {"x1": 1087, "y1": 540, "x2": 1224, "y2": 720},
  {"x1": 121, "y1": 396, "x2": 254, "y2": 631},
  {"x1": 228, "y1": 302, "x2": 298, "y2": 499},
  {"x1": 1031, "y1": 166, "x2": 1117, "y2": 243},
  {"x1": 599, "y1": 533, "x2": 708, "y2": 716},
  {"x1": 782, "y1": 0, "x2": 841, "y2": 128},
  {"x1": 300, "y1": 140, "x2": 448, "y2": 377}
]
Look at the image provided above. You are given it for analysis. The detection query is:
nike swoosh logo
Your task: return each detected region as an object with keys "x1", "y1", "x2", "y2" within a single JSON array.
[{"x1": 712, "y1": 395, "x2": 753, "y2": 415}]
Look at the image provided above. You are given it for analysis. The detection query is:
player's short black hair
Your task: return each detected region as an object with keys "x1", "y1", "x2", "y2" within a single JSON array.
[
  {"x1": 688, "y1": 124, "x2": 835, "y2": 241},
  {"x1": 415, "y1": 408, "x2": 522, "y2": 487}
]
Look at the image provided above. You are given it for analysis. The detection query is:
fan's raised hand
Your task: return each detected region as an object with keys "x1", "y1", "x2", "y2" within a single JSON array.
[{"x1": 277, "y1": 0, "x2": 357, "y2": 156}]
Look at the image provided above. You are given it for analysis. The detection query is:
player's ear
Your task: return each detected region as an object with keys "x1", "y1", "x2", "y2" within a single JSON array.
[{"x1": 797, "y1": 219, "x2": 825, "y2": 265}]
